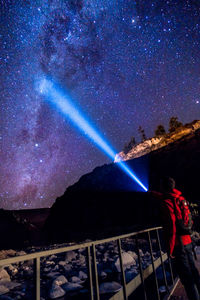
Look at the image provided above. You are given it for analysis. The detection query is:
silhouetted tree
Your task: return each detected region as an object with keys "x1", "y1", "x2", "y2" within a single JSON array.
[
  {"x1": 138, "y1": 126, "x2": 147, "y2": 142},
  {"x1": 123, "y1": 136, "x2": 136, "y2": 154},
  {"x1": 169, "y1": 116, "x2": 183, "y2": 133},
  {"x1": 155, "y1": 124, "x2": 166, "y2": 137}
]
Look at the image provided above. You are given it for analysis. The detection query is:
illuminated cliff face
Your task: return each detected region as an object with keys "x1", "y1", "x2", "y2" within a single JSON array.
[{"x1": 115, "y1": 120, "x2": 200, "y2": 162}]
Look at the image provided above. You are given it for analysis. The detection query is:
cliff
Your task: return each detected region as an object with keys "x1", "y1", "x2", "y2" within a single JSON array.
[{"x1": 115, "y1": 120, "x2": 200, "y2": 162}]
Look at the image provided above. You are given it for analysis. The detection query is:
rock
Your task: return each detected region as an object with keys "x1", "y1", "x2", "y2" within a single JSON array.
[
  {"x1": 100, "y1": 271, "x2": 107, "y2": 279},
  {"x1": 63, "y1": 264, "x2": 72, "y2": 273},
  {"x1": 62, "y1": 282, "x2": 83, "y2": 292},
  {"x1": 52, "y1": 265, "x2": 59, "y2": 271},
  {"x1": 14, "y1": 291, "x2": 25, "y2": 297},
  {"x1": 78, "y1": 271, "x2": 87, "y2": 280},
  {"x1": 115, "y1": 252, "x2": 136, "y2": 272},
  {"x1": 2, "y1": 282, "x2": 21, "y2": 290},
  {"x1": 98, "y1": 245, "x2": 105, "y2": 251},
  {"x1": 58, "y1": 261, "x2": 66, "y2": 267},
  {"x1": 76, "y1": 254, "x2": 86, "y2": 266},
  {"x1": 49, "y1": 255, "x2": 57, "y2": 261},
  {"x1": 0, "y1": 270, "x2": 10, "y2": 283},
  {"x1": 99, "y1": 282, "x2": 122, "y2": 294},
  {"x1": 108, "y1": 244, "x2": 115, "y2": 250},
  {"x1": 16, "y1": 251, "x2": 26, "y2": 256},
  {"x1": 49, "y1": 284, "x2": 65, "y2": 299},
  {"x1": 53, "y1": 275, "x2": 68, "y2": 286},
  {"x1": 5, "y1": 265, "x2": 18, "y2": 277},
  {"x1": 23, "y1": 268, "x2": 33, "y2": 277},
  {"x1": 43, "y1": 267, "x2": 51, "y2": 273},
  {"x1": 46, "y1": 261, "x2": 55, "y2": 266},
  {"x1": 0, "y1": 250, "x2": 16, "y2": 260},
  {"x1": 46, "y1": 272, "x2": 60, "y2": 279},
  {"x1": 144, "y1": 251, "x2": 150, "y2": 257},
  {"x1": 159, "y1": 286, "x2": 167, "y2": 293},
  {"x1": 25, "y1": 259, "x2": 34, "y2": 266},
  {"x1": 139, "y1": 249, "x2": 144, "y2": 256},
  {"x1": 65, "y1": 251, "x2": 77, "y2": 262},
  {"x1": 0, "y1": 285, "x2": 9, "y2": 296},
  {"x1": 127, "y1": 251, "x2": 138, "y2": 260},
  {"x1": 70, "y1": 276, "x2": 82, "y2": 283}
]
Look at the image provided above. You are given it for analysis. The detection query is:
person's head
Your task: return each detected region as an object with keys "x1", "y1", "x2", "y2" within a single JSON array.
[{"x1": 160, "y1": 176, "x2": 175, "y2": 193}]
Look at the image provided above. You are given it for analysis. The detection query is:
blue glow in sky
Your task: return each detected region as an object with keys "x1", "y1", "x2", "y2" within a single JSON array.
[{"x1": 37, "y1": 77, "x2": 148, "y2": 192}]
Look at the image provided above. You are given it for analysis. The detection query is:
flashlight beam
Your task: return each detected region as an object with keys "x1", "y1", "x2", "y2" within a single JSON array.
[{"x1": 36, "y1": 77, "x2": 148, "y2": 192}]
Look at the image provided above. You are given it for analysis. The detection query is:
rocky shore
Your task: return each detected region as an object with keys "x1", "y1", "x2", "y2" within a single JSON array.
[{"x1": 0, "y1": 238, "x2": 164, "y2": 300}]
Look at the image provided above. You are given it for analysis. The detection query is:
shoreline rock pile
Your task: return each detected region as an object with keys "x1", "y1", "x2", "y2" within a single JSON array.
[{"x1": 0, "y1": 239, "x2": 162, "y2": 299}]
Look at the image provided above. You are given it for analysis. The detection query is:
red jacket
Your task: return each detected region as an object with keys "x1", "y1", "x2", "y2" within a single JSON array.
[{"x1": 160, "y1": 189, "x2": 192, "y2": 255}]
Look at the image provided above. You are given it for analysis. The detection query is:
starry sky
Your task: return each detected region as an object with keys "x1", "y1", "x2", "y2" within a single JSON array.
[{"x1": 0, "y1": 0, "x2": 200, "y2": 209}]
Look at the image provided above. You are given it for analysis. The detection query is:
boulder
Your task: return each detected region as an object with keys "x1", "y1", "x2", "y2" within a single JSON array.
[
  {"x1": 76, "y1": 254, "x2": 86, "y2": 266},
  {"x1": 100, "y1": 271, "x2": 107, "y2": 279},
  {"x1": 49, "y1": 284, "x2": 65, "y2": 299},
  {"x1": 127, "y1": 251, "x2": 138, "y2": 260},
  {"x1": 63, "y1": 264, "x2": 72, "y2": 273},
  {"x1": 99, "y1": 282, "x2": 122, "y2": 294},
  {"x1": 70, "y1": 276, "x2": 82, "y2": 284},
  {"x1": 0, "y1": 250, "x2": 16, "y2": 260},
  {"x1": 78, "y1": 271, "x2": 87, "y2": 280},
  {"x1": 46, "y1": 272, "x2": 60, "y2": 279},
  {"x1": 65, "y1": 251, "x2": 77, "y2": 262},
  {"x1": 52, "y1": 275, "x2": 68, "y2": 286},
  {"x1": 16, "y1": 251, "x2": 26, "y2": 256},
  {"x1": 62, "y1": 282, "x2": 83, "y2": 292},
  {"x1": 115, "y1": 252, "x2": 136, "y2": 272},
  {"x1": 0, "y1": 270, "x2": 10, "y2": 283},
  {"x1": 5, "y1": 265, "x2": 18, "y2": 277},
  {"x1": 2, "y1": 282, "x2": 21, "y2": 289},
  {"x1": 0, "y1": 285, "x2": 9, "y2": 296},
  {"x1": 58, "y1": 261, "x2": 66, "y2": 267},
  {"x1": 49, "y1": 255, "x2": 57, "y2": 261}
]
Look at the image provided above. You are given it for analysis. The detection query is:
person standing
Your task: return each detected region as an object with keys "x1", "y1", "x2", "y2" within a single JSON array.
[{"x1": 159, "y1": 176, "x2": 200, "y2": 300}]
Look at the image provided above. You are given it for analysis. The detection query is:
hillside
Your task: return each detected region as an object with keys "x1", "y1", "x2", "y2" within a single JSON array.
[
  {"x1": 45, "y1": 121, "x2": 200, "y2": 244},
  {"x1": 115, "y1": 120, "x2": 200, "y2": 162}
]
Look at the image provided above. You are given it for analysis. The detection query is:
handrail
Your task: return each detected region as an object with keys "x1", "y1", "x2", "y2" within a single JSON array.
[
  {"x1": 0, "y1": 226, "x2": 176, "y2": 300},
  {"x1": 0, "y1": 226, "x2": 162, "y2": 266}
]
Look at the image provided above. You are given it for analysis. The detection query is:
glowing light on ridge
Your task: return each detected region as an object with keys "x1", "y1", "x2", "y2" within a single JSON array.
[{"x1": 36, "y1": 77, "x2": 148, "y2": 192}]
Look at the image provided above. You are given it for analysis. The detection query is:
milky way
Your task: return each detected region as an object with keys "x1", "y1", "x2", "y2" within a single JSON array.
[{"x1": 0, "y1": 0, "x2": 200, "y2": 209}]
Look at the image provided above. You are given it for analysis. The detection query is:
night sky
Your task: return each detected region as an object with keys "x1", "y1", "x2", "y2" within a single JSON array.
[{"x1": 0, "y1": 0, "x2": 200, "y2": 209}]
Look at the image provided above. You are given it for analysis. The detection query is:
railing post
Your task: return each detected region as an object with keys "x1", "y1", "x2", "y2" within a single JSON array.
[
  {"x1": 34, "y1": 257, "x2": 40, "y2": 300},
  {"x1": 168, "y1": 255, "x2": 175, "y2": 285},
  {"x1": 156, "y1": 229, "x2": 169, "y2": 292},
  {"x1": 117, "y1": 239, "x2": 128, "y2": 300},
  {"x1": 147, "y1": 231, "x2": 160, "y2": 300},
  {"x1": 87, "y1": 246, "x2": 94, "y2": 300},
  {"x1": 92, "y1": 244, "x2": 100, "y2": 300},
  {"x1": 135, "y1": 235, "x2": 147, "y2": 300}
]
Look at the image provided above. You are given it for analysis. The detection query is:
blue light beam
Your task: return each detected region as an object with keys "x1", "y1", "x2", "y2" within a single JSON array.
[{"x1": 36, "y1": 77, "x2": 148, "y2": 192}]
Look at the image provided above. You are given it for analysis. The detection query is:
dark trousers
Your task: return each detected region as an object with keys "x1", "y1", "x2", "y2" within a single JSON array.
[{"x1": 173, "y1": 243, "x2": 200, "y2": 300}]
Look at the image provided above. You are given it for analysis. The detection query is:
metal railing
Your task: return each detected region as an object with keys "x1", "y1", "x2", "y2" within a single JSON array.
[{"x1": 0, "y1": 226, "x2": 176, "y2": 300}]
